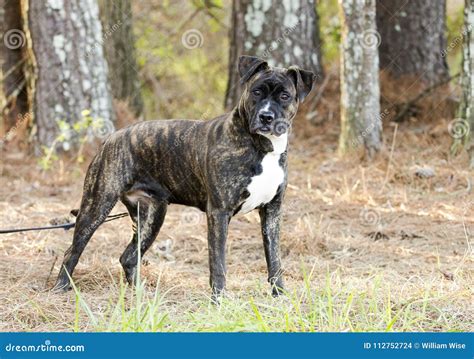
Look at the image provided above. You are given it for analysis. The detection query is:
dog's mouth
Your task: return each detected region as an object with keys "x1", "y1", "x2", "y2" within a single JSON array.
[
  {"x1": 251, "y1": 121, "x2": 289, "y2": 137},
  {"x1": 256, "y1": 126, "x2": 272, "y2": 134}
]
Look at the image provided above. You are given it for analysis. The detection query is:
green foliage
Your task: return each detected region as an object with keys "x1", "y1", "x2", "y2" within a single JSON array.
[
  {"x1": 133, "y1": 1, "x2": 228, "y2": 120},
  {"x1": 38, "y1": 145, "x2": 59, "y2": 171},
  {"x1": 318, "y1": 0, "x2": 341, "y2": 65},
  {"x1": 38, "y1": 110, "x2": 108, "y2": 170},
  {"x1": 446, "y1": 3, "x2": 466, "y2": 75}
]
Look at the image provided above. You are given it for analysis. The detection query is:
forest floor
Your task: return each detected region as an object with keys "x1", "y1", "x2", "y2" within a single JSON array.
[{"x1": 0, "y1": 117, "x2": 473, "y2": 332}]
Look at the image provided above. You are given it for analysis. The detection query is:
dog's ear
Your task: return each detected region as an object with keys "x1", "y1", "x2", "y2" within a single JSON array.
[
  {"x1": 239, "y1": 55, "x2": 269, "y2": 84},
  {"x1": 287, "y1": 66, "x2": 315, "y2": 102}
]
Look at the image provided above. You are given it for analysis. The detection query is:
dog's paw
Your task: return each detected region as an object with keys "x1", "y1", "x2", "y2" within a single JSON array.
[
  {"x1": 271, "y1": 283, "x2": 286, "y2": 297},
  {"x1": 271, "y1": 288, "x2": 285, "y2": 297},
  {"x1": 210, "y1": 288, "x2": 227, "y2": 305},
  {"x1": 51, "y1": 281, "x2": 72, "y2": 293}
]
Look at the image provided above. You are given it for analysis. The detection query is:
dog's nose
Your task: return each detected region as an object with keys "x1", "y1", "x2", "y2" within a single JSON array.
[{"x1": 259, "y1": 111, "x2": 274, "y2": 125}]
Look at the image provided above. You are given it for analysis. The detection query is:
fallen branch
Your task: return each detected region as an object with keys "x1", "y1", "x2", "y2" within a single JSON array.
[
  {"x1": 169, "y1": 7, "x2": 202, "y2": 37},
  {"x1": 391, "y1": 73, "x2": 460, "y2": 123},
  {"x1": 2, "y1": 57, "x2": 27, "y2": 80},
  {"x1": 0, "y1": 78, "x2": 26, "y2": 113},
  {"x1": 307, "y1": 66, "x2": 336, "y2": 113}
]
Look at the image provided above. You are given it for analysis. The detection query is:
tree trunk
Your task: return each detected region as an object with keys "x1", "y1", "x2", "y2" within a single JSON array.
[
  {"x1": 453, "y1": 0, "x2": 474, "y2": 167},
  {"x1": 338, "y1": 0, "x2": 382, "y2": 158},
  {"x1": 225, "y1": 0, "x2": 323, "y2": 110},
  {"x1": 376, "y1": 0, "x2": 449, "y2": 84},
  {"x1": 2, "y1": 0, "x2": 29, "y2": 132},
  {"x1": 28, "y1": 0, "x2": 114, "y2": 150},
  {"x1": 98, "y1": 0, "x2": 143, "y2": 117}
]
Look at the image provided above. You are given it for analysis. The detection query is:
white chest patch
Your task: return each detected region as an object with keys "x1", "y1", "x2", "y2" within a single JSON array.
[{"x1": 239, "y1": 133, "x2": 287, "y2": 214}]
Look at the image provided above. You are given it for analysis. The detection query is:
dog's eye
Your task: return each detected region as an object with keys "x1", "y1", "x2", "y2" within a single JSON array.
[
  {"x1": 280, "y1": 93, "x2": 290, "y2": 101},
  {"x1": 252, "y1": 90, "x2": 262, "y2": 97}
]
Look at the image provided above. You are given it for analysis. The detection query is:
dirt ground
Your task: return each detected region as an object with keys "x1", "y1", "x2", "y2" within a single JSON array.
[{"x1": 0, "y1": 117, "x2": 473, "y2": 331}]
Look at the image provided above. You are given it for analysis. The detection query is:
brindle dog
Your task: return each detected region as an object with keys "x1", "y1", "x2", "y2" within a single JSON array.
[{"x1": 54, "y1": 56, "x2": 315, "y2": 299}]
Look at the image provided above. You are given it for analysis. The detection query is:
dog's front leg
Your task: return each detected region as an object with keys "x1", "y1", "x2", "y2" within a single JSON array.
[
  {"x1": 206, "y1": 208, "x2": 230, "y2": 300},
  {"x1": 259, "y1": 195, "x2": 285, "y2": 296}
]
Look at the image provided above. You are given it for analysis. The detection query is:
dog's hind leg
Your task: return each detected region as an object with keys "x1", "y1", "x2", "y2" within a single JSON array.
[
  {"x1": 53, "y1": 158, "x2": 119, "y2": 291},
  {"x1": 120, "y1": 193, "x2": 167, "y2": 285}
]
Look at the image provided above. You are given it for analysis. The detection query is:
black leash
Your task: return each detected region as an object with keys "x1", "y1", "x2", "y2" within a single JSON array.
[{"x1": 0, "y1": 211, "x2": 128, "y2": 234}]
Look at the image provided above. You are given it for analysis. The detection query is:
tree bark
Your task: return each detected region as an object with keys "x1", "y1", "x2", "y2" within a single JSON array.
[
  {"x1": 376, "y1": 0, "x2": 449, "y2": 84},
  {"x1": 338, "y1": 0, "x2": 382, "y2": 158},
  {"x1": 453, "y1": 0, "x2": 474, "y2": 167},
  {"x1": 1, "y1": 0, "x2": 29, "y2": 131},
  {"x1": 98, "y1": 0, "x2": 143, "y2": 117},
  {"x1": 225, "y1": 0, "x2": 323, "y2": 110},
  {"x1": 28, "y1": 0, "x2": 114, "y2": 149}
]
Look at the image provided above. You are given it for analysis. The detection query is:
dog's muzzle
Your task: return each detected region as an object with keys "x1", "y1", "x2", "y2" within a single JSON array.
[{"x1": 250, "y1": 109, "x2": 288, "y2": 137}]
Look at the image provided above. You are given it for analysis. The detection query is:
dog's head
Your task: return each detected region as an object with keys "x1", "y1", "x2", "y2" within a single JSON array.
[{"x1": 237, "y1": 55, "x2": 315, "y2": 138}]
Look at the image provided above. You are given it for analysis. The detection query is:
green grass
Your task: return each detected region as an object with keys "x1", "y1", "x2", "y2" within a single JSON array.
[{"x1": 70, "y1": 265, "x2": 466, "y2": 332}]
